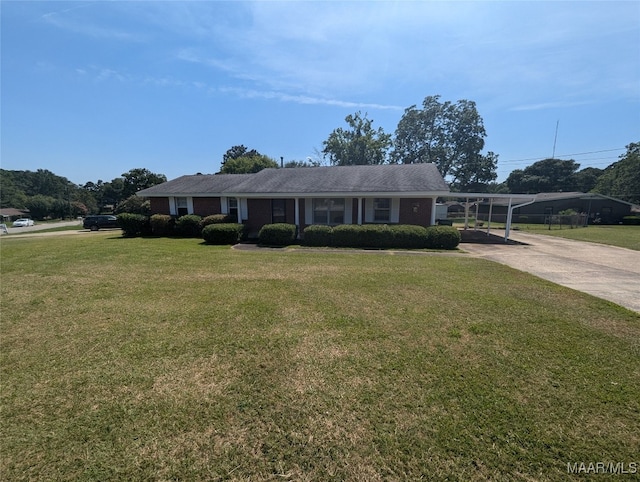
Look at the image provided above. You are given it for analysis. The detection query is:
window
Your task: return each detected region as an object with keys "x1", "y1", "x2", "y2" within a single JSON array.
[
  {"x1": 176, "y1": 197, "x2": 188, "y2": 216},
  {"x1": 373, "y1": 198, "x2": 391, "y2": 222},
  {"x1": 228, "y1": 198, "x2": 238, "y2": 221},
  {"x1": 272, "y1": 199, "x2": 287, "y2": 223},
  {"x1": 313, "y1": 198, "x2": 344, "y2": 225}
]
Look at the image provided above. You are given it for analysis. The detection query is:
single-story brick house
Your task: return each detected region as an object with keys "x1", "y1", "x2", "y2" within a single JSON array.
[
  {"x1": 476, "y1": 192, "x2": 635, "y2": 224},
  {"x1": 136, "y1": 164, "x2": 451, "y2": 237},
  {"x1": 0, "y1": 208, "x2": 30, "y2": 222}
]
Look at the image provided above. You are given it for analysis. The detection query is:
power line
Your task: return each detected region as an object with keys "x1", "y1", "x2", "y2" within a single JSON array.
[{"x1": 499, "y1": 147, "x2": 626, "y2": 165}]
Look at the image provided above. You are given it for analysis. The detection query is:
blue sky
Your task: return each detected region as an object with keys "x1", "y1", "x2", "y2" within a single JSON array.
[{"x1": 2, "y1": 1, "x2": 639, "y2": 186}]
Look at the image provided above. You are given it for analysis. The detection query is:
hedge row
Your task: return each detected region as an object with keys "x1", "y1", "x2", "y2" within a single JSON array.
[
  {"x1": 302, "y1": 224, "x2": 461, "y2": 250},
  {"x1": 116, "y1": 214, "x2": 461, "y2": 250},
  {"x1": 117, "y1": 213, "x2": 236, "y2": 238}
]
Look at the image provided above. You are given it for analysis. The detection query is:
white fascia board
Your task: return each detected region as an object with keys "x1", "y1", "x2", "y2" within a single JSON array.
[
  {"x1": 223, "y1": 191, "x2": 452, "y2": 199},
  {"x1": 444, "y1": 193, "x2": 536, "y2": 200},
  {"x1": 137, "y1": 192, "x2": 225, "y2": 198}
]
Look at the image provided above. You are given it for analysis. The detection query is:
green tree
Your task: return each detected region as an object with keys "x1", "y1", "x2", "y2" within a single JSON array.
[
  {"x1": 102, "y1": 178, "x2": 124, "y2": 209},
  {"x1": 322, "y1": 112, "x2": 391, "y2": 166},
  {"x1": 593, "y1": 142, "x2": 640, "y2": 204},
  {"x1": 121, "y1": 168, "x2": 167, "y2": 199},
  {"x1": 392, "y1": 96, "x2": 497, "y2": 190},
  {"x1": 506, "y1": 158, "x2": 580, "y2": 193},
  {"x1": 219, "y1": 155, "x2": 278, "y2": 174},
  {"x1": 223, "y1": 145, "x2": 260, "y2": 163},
  {"x1": 73, "y1": 188, "x2": 99, "y2": 214},
  {"x1": 25, "y1": 195, "x2": 54, "y2": 220},
  {"x1": 0, "y1": 170, "x2": 28, "y2": 208},
  {"x1": 115, "y1": 195, "x2": 151, "y2": 215},
  {"x1": 284, "y1": 159, "x2": 322, "y2": 168},
  {"x1": 572, "y1": 167, "x2": 603, "y2": 193}
]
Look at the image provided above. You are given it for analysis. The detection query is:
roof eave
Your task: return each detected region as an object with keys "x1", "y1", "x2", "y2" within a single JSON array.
[{"x1": 222, "y1": 190, "x2": 451, "y2": 198}]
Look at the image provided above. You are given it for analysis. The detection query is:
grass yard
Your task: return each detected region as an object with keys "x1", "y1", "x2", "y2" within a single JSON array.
[
  {"x1": 459, "y1": 223, "x2": 639, "y2": 251},
  {"x1": 1, "y1": 233, "x2": 639, "y2": 481},
  {"x1": 520, "y1": 225, "x2": 640, "y2": 251}
]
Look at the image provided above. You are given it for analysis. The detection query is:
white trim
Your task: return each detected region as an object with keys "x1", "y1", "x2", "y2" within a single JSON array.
[
  {"x1": 222, "y1": 190, "x2": 452, "y2": 199},
  {"x1": 220, "y1": 196, "x2": 229, "y2": 215},
  {"x1": 305, "y1": 198, "x2": 313, "y2": 224},
  {"x1": 344, "y1": 198, "x2": 352, "y2": 224},
  {"x1": 390, "y1": 198, "x2": 400, "y2": 223},
  {"x1": 364, "y1": 197, "x2": 397, "y2": 223},
  {"x1": 365, "y1": 198, "x2": 374, "y2": 223},
  {"x1": 238, "y1": 198, "x2": 248, "y2": 224},
  {"x1": 430, "y1": 196, "x2": 437, "y2": 225}
]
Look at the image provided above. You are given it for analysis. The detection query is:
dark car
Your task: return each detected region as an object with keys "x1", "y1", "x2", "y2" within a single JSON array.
[{"x1": 83, "y1": 215, "x2": 119, "y2": 231}]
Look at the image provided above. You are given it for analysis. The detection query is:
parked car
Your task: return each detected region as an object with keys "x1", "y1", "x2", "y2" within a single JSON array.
[
  {"x1": 12, "y1": 218, "x2": 35, "y2": 227},
  {"x1": 83, "y1": 215, "x2": 119, "y2": 231}
]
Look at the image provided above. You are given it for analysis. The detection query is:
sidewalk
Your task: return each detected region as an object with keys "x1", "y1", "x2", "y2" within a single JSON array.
[{"x1": 462, "y1": 229, "x2": 640, "y2": 313}]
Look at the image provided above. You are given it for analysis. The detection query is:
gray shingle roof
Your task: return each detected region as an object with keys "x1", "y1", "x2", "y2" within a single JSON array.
[
  {"x1": 137, "y1": 164, "x2": 449, "y2": 197},
  {"x1": 137, "y1": 174, "x2": 251, "y2": 196}
]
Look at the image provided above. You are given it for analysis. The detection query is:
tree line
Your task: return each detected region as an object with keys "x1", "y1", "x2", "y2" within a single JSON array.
[
  {"x1": 0, "y1": 168, "x2": 166, "y2": 220},
  {"x1": 220, "y1": 94, "x2": 639, "y2": 204},
  {"x1": 2, "y1": 94, "x2": 638, "y2": 219}
]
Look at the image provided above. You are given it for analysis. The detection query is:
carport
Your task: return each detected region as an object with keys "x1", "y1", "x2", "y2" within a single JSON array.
[{"x1": 444, "y1": 193, "x2": 536, "y2": 242}]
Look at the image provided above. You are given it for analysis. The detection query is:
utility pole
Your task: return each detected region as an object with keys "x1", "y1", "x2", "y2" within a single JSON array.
[{"x1": 552, "y1": 120, "x2": 559, "y2": 158}]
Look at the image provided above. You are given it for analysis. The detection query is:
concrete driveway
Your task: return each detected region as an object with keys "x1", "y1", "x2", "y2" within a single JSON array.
[{"x1": 462, "y1": 230, "x2": 640, "y2": 313}]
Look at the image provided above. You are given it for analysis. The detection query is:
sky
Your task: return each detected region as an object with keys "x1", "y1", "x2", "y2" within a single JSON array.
[{"x1": 2, "y1": 1, "x2": 639, "y2": 186}]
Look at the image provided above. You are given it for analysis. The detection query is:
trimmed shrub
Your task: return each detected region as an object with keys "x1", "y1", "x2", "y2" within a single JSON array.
[
  {"x1": 331, "y1": 224, "x2": 394, "y2": 248},
  {"x1": 302, "y1": 225, "x2": 333, "y2": 247},
  {"x1": 622, "y1": 216, "x2": 640, "y2": 225},
  {"x1": 308, "y1": 224, "x2": 429, "y2": 249},
  {"x1": 150, "y1": 214, "x2": 175, "y2": 236},
  {"x1": 392, "y1": 224, "x2": 428, "y2": 249},
  {"x1": 258, "y1": 223, "x2": 298, "y2": 246},
  {"x1": 331, "y1": 224, "x2": 362, "y2": 247},
  {"x1": 117, "y1": 213, "x2": 150, "y2": 237},
  {"x1": 425, "y1": 226, "x2": 461, "y2": 250},
  {"x1": 202, "y1": 223, "x2": 244, "y2": 245},
  {"x1": 176, "y1": 214, "x2": 203, "y2": 237},
  {"x1": 201, "y1": 214, "x2": 233, "y2": 227}
]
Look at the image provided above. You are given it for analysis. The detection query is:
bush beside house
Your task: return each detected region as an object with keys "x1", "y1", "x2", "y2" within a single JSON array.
[
  {"x1": 115, "y1": 212, "x2": 461, "y2": 250},
  {"x1": 175, "y1": 214, "x2": 203, "y2": 237},
  {"x1": 117, "y1": 213, "x2": 150, "y2": 237},
  {"x1": 202, "y1": 223, "x2": 245, "y2": 245},
  {"x1": 258, "y1": 223, "x2": 298, "y2": 246},
  {"x1": 301, "y1": 224, "x2": 460, "y2": 250}
]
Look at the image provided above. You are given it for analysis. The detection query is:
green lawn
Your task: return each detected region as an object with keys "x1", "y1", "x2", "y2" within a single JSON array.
[
  {"x1": 519, "y1": 225, "x2": 640, "y2": 251},
  {"x1": 458, "y1": 222, "x2": 640, "y2": 251},
  {"x1": 1, "y1": 233, "x2": 639, "y2": 481}
]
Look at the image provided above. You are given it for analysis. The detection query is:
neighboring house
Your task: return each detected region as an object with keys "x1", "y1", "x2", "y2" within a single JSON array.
[
  {"x1": 137, "y1": 164, "x2": 450, "y2": 237},
  {"x1": 476, "y1": 192, "x2": 634, "y2": 224},
  {"x1": 0, "y1": 208, "x2": 30, "y2": 222}
]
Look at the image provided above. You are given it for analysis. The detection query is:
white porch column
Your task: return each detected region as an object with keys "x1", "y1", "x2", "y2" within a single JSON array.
[
  {"x1": 464, "y1": 198, "x2": 470, "y2": 230},
  {"x1": 237, "y1": 198, "x2": 243, "y2": 224},
  {"x1": 487, "y1": 199, "x2": 494, "y2": 236},
  {"x1": 357, "y1": 198, "x2": 363, "y2": 225},
  {"x1": 474, "y1": 200, "x2": 480, "y2": 230},
  {"x1": 294, "y1": 198, "x2": 300, "y2": 238},
  {"x1": 504, "y1": 197, "x2": 513, "y2": 242},
  {"x1": 430, "y1": 197, "x2": 437, "y2": 226}
]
